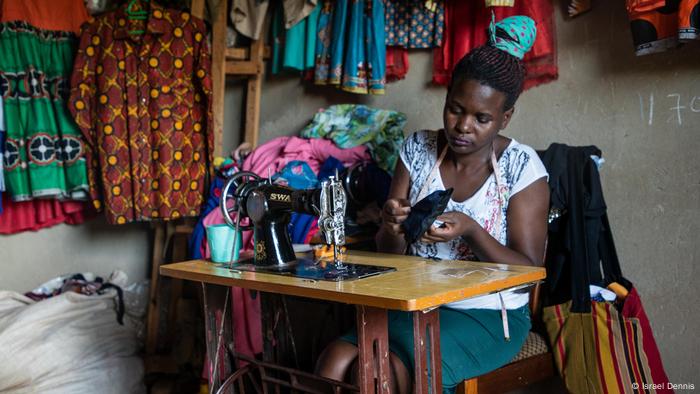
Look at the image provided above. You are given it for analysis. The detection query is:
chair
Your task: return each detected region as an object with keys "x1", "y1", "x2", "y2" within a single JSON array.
[{"x1": 456, "y1": 283, "x2": 556, "y2": 394}]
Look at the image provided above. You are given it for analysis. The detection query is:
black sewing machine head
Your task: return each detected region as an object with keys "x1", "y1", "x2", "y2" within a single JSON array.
[{"x1": 220, "y1": 171, "x2": 346, "y2": 268}]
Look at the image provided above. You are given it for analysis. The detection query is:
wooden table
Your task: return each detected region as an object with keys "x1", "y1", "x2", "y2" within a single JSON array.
[{"x1": 160, "y1": 250, "x2": 545, "y2": 393}]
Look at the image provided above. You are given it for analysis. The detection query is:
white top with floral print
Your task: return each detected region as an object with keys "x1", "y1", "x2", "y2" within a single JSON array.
[{"x1": 399, "y1": 130, "x2": 548, "y2": 310}]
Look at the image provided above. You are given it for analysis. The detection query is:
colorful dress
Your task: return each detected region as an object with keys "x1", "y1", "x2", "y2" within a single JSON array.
[
  {"x1": 299, "y1": 104, "x2": 406, "y2": 173},
  {"x1": 314, "y1": 0, "x2": 386, "y2": 94},
  {"x1": 385, "y1": 0, "x2": 445, "y2": 49},
  {"x1": 69, "y1": 2, "x2": 213, "y2": 224},
  {"x1": 0, "y1": 0, "x2": 90, "y2": 201}
]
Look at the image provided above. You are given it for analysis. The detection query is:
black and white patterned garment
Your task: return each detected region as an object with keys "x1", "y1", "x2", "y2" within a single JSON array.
[{"x1": 400, "y1": 130, "x2": 548, "y2": 310}]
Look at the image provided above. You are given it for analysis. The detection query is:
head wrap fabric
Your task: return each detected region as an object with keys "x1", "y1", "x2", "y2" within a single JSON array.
[{"x1": 488, "y1": 13, "x2": 537, "y2": 59}]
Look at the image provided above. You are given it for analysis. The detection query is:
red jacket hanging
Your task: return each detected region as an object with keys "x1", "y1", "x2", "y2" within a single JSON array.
[{"x1": 433, "y1": 0, "x2": 557, "y2": 90}]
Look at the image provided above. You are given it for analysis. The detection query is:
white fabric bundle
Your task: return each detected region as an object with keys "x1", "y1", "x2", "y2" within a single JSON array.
[{"x1": 0, "y1": 290, "x2": 145, "y2": 394}]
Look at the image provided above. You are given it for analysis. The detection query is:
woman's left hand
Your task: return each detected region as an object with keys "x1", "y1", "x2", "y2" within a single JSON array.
[{"x1": 420, "y1": 211, "x2": 476, "y2": 244}]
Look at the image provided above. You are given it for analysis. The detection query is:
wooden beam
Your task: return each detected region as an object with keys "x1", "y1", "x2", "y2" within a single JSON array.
[
  {"x1": 225, "y1": 61, "x2": 262, "y2": 75},
  {"x1": 225, "y1": 46, "x2": 272, "y2": 61},
  {"x1": 190, "y1": 0, "x2": 205, "y2": 19},
  {"x1": 244, "y1": 39, "x2": 264, "y2": 147},
  {"x1": 210, "y1": 0, "x2": 228, "y2": 157}
]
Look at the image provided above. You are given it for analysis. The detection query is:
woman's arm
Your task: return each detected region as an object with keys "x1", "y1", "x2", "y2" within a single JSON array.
[
  {"x1": 422, "y1": 177, "x2": 549, "y2": 266},
  {"x1": 375, "y1": 160, "x2": 412, "y2": 254}
]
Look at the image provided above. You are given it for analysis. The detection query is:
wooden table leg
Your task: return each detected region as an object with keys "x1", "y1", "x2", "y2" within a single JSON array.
[
  {"x1": 356, "y1": 306, "x2": 391, "y2": 394},
  {"x1": 202, "y1": 283, "x2": 234, "y2": 394},
  {"x1": 413, "y1": 309, "x2": 442, "y2": 394}
]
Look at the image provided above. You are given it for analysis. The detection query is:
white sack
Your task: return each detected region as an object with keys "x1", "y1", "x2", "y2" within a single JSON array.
[{"x1": 0, "y1": 290, "x2": 145, "y2": 394}]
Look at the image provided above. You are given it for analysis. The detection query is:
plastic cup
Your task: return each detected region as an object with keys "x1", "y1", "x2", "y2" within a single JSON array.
[{"x1": 206, "y1": 224, "x2": 242, "y2": 264}]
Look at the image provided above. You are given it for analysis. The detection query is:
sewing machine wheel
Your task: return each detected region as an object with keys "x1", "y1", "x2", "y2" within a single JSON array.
[{"x1": 220, "y1": 171, "x2": 261, "y2": 230}]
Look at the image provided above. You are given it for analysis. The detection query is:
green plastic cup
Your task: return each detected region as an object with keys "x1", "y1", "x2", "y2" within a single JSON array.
[{"x1": 206, "y1": 224, "x2": 242, "y2": 263}]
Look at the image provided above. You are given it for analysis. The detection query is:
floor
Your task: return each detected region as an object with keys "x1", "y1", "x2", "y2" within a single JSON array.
[{"x1": 507, "y1": 376, "x2": 568, "y2": 394}]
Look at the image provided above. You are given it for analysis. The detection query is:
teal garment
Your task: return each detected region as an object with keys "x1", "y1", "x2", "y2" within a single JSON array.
[
  {"x1": 271, "y1": 2, "x2": 321, "y2": 74},
  {"x1": 313, "y1": 0, "x2": 385, "y2": 94},
  {"x1": 299, "y1": 104, "x2": 406, "y2": 173},
  {"x1": 341, "y1": 306, "x2": 531, "y2": 393},
  {"x1": 489, "y1": 14, "x2": 537, "y2": 59}
]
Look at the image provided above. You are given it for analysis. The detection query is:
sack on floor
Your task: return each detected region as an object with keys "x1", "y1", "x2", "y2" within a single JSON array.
[{"x1": 0, "y1": 290, "x2": 144, "y2": 394}]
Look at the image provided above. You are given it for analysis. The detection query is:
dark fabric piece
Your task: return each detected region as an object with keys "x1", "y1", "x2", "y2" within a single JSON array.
[
  {"x1": 539, "y1": 144, "x2": 602, "y2": 312},
  {"x1": 402, "y1": 188, "x2": 453, "y2": 245}
]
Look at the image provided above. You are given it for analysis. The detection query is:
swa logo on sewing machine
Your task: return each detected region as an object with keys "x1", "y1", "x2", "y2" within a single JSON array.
[{"x1": 270, "y1": 193, "x2": 291, "y2": 202}]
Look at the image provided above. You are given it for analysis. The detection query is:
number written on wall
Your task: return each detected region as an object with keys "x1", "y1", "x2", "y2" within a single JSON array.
[{"x1": 638, "y1": 93, "x2": 700, "y2": 126}]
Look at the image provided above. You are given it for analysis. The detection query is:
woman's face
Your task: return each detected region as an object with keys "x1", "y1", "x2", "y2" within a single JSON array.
[{"x1": 443, "y1": 78, "x2": 513, "y2": 156}]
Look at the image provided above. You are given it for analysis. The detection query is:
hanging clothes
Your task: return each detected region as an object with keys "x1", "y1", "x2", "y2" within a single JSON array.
[
  {"x1": 271, "y1": 2, "x2": 320, "y2": 73},
  {"x1": 231, "y1": 0, "x2": 270, "y2": 40},
  {"x1": 384, "y1": 0, "x2": 445, "y2": 49},
  {"x1": 314, "y1": 0, "x2": 386, "y2": 95},
  {"x1": 385, "y1": 47, "x2": 409, "y2": 81},
  {"x1": 0, "y1": 0, "x2": 91, "y2": 202},
  {"x1": 69, "y1": 2, "x2": 213, "y2": 225},
  {"x1": 628, "y1": 0, "x2": 700, "y2": 56},
  {"x1": 1, "y1": 0, "x2": 89, "y2": 35},
  {"x1": 0, "y1": 96, "x2": 5, "y2": 206},
  {"x1": 486, "y1": 0, "x2": 515, "y2": 6},
  {"x1": 299, "y1": 105, "x2": 406, "y2": 173},
  {"x1": 0, "y1": 194, "x2": 90, "y2": 234},
  {"x1": 433, "y1": 0, "x2": 557, "y2": 90},
  {"x1": 282, "y1": 0, "x2": 319, "y2": 29}
]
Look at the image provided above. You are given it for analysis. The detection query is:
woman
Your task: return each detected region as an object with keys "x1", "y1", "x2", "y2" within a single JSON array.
[{"x1": 316, "y1": 15, "x2": 550, "y2": 393}]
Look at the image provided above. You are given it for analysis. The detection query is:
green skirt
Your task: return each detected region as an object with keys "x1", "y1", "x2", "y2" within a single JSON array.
[
  {"x1": 341, "y1": 305, "x2": 531, "y2": 393},
  {"x1": 0, "y1": 22, "x2": 88, "y2": 201}
]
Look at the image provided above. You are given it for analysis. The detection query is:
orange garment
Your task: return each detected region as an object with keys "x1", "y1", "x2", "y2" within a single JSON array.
[
  {"x1": 1, "y1": 0, "x2": 89, "y2": 34},
  {"x1": 626, "y1": 0, "x2": 666, "y2": 13},
  {"x1": 629, "y1": 0, "x2": 700, "y2": 56}
]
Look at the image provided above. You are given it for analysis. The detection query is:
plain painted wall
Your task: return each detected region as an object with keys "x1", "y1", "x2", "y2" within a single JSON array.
[{"x1": 0, "y1": 0, "x2": 697, "y2": 386}]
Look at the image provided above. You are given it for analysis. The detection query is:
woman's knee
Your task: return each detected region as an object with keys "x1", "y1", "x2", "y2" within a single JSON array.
[{"x1": 315, "y1": 340, "x2": 359, "y2": 380}]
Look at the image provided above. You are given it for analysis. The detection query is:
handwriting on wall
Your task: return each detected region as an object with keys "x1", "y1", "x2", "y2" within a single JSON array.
[{"x1": 638, "y1": 93, "x2": 700, "y2": 126}]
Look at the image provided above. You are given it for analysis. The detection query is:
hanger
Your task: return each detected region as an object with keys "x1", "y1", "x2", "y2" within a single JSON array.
[{"x1": 126, "y1": 0, "x2": 150, "y2": 35}]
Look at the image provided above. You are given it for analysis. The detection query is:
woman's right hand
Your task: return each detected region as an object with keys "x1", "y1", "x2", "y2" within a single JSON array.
[{"x1": 381, "y1": 198, "x2": 411, "y2": 236}]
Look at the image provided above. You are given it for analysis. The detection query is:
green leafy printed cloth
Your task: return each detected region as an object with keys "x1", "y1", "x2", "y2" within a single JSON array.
[
  {"x1": 0, "y1": 22, "x2": 88, "y2": 201},
  {"x1": 300, "y1": 104, "x2": 406, "y2": 173}
]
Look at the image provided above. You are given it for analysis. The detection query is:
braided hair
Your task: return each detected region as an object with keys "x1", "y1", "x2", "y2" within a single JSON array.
[
  {"x1": 449, "y1": 44, "x2": 526, "y2": 111},
  {"x1": 448, "y1": 17, "x2": 535, "y2": 111}
]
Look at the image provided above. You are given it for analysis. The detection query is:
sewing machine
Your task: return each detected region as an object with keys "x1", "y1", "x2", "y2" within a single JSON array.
[{"x1": 220, "y1": 169, "x2": 394, "y2": 281}]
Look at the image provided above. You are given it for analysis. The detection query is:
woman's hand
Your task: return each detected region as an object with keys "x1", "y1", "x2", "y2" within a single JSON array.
[
  {"x1": 420, "y1": 211, "x2": 476, "y2": 243},
  {"x1": 381, "y1": 198, "x2": 411, "y2": 236}
]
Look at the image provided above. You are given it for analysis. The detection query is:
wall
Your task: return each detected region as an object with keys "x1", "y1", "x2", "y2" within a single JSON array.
[{"x1": 0, "y1": 0, "x2": 697, "y2": 386}]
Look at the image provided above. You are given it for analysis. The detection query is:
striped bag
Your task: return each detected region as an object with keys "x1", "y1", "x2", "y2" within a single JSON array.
[
  {"x1": 542, "y1": 212, "x2": 671, "y2": 393},
  {"x1": 543, "y1": 286, "x2": 671, "y2": 393}
]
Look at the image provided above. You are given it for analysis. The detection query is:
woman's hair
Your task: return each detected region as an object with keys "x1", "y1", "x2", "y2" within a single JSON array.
[{"x1": 448, "y1": 43, "x2": 526, "y2": 111}]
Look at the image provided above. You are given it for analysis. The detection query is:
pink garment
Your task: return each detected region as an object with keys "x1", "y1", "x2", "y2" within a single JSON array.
[
  {"x1": 241, "y1": 136, "x2": 371, "y2": 176},
  {"x1": 201, "y1": 136, "x2": 369, "y2": 363},
  {"x1": 0, "y1": 194, "x2": 92, "y2": 234}
]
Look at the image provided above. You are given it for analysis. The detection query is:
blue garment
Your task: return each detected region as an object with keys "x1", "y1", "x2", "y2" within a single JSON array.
[
  {"x1": 271, "y1": 1, "x2": 320, "y2": 74},
  {"x1": 188, "y1": 176, "x2": 224, "y2": 259},
  {"x1": 288, "y1": 213, "x2": 316, "y2": 243},
  {"x1": 273, "y1": 161, "x2": 318, "y2": 190},
  {"x1": 317, "y1": 156, "x2": 345, "y2": 182},
  {"x1": 314, "y1": 0, "x2": 386, "y2": 95}
]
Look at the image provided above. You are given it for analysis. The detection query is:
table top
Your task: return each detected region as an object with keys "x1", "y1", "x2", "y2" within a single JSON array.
[{"x1": 160, "y1": 250, "x2": 546, "y2": 311}]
